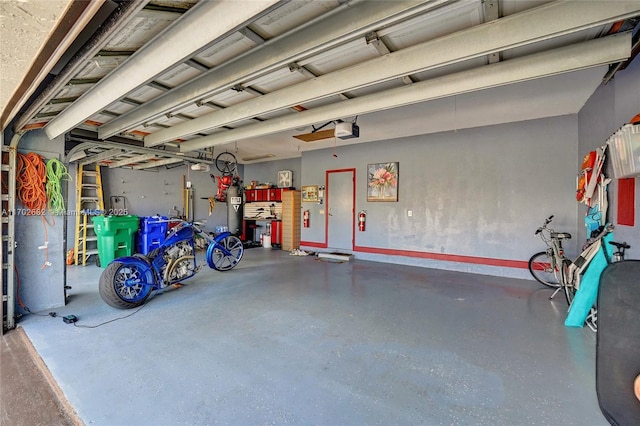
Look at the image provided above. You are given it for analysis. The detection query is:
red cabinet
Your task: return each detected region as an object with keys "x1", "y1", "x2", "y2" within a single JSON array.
[
  {"x1": 268, "y1": 188, "x2": 282, "y2": 201},
  {"x1": 245, "y1": 189, "x2": 257, "y2": 202},
  {"x1": 271, "y1": 220, "x2": 282, "y2": 246},
  {"x1": 246, "y1": 188, "x2": 283, "y2": 202}
]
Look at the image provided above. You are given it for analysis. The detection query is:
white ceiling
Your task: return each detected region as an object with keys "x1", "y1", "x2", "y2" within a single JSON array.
[{"x1": 3, "y1": 0, "x2": 640, "y2": 168}]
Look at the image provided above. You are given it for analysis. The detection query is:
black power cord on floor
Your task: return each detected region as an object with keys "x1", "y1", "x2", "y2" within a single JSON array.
[
  {"x1": 71, "y1": 302, "x2": 149, "y2": 329},
  {"x1": 69, "y1": 292, "x2": 157, "y2": 329}
]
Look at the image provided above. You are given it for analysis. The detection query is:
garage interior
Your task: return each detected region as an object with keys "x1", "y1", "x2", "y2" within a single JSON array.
[{"x1": 1, "y1": 0, "x2": 640, "y2": 424}]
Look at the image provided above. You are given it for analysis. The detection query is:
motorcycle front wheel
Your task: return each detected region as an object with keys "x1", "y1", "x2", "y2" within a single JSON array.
[
  {"x1": 99, "y1": 261, "x2": 154, "y2": 309},
  {"x1": 211, "y1": 235, "x2": 244, "y2": 271}
]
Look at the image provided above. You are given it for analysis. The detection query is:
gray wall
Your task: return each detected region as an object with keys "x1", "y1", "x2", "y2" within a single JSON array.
[
  {"x1": 301, "y1": 115, "x2": 580, "y2": 279},
  {"x1": 578, "y1": 57, "x2": 640, "y2": 253},
  {"x1": 243, "y1": 157, "x2": 302, "y2": 189}
]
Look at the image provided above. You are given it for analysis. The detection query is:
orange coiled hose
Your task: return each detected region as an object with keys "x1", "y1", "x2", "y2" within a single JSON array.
[{"x1": 17, "y1": 152, "x2": 47, "y2": 214}]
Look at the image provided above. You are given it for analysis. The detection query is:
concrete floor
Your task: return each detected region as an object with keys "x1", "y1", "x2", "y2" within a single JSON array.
[{"x1": 12, "y1": 249, "x2": 606, "y2": 425}]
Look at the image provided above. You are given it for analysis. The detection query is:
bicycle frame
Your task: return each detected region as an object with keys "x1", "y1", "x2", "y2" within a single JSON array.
[
  {"x1": 533, "y1": 216, "x2": 612, "y2": 300},
  {"x1": 534, "y1": 216, "x2": 572, "y2": 288}
]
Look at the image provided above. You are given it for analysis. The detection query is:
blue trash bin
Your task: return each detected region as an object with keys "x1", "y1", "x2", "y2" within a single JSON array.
[{"x1": 135, "y1": 215, "x2": 168, "y2": 254}]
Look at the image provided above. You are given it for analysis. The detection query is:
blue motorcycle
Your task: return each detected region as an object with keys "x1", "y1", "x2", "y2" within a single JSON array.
[{"x1": 98, "y1": 220, "x2": 244, "y2": 309}]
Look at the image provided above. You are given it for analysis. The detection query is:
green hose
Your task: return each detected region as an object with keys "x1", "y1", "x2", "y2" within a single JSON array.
[{"x1": 45, "y1": 158, "x2": 71, "y2": 215}]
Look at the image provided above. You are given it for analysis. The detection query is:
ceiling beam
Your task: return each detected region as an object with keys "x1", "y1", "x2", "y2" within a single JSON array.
[
  {"x1": 178, "y1": 33, "x2": 631, "y2": 152},
  {"x1": 78, "y1": 148, "x2": 126, "y2": 166},
  {"x1": 1, "y1": 0, "x2": 107, "y2": 132},
  {"x1": 66, "y1": 136, "x2": 216, "y2": 166},
  {"x1": 97, "y1": 0, "x2": 451, "y2": 139},
  {"x1": 132, "y1": 157, "x2": 184, "y2": 170},
  {"x1": 10, "y1": 0, "x2": 148, "y2": 133},
  {"x1": 44, "y1": 0, "x2": 282, "y2": 140},
  {"x1": 108, "y1": 153, "x2": 158, "y2": 168},
  {"x1": 238, "y1": 27, "x2": 266, "y2": 46},
  {"x1": 483, "y1": 0, "x2": 501, "y2": 64},
  {"x1": 146, "y1": 1, "x2": 640, "y2": 147}
]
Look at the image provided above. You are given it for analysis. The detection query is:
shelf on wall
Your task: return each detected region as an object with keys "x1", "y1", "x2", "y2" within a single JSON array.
[{"x1": 607, "y1": 124, "x2": 640, "y2": 179}]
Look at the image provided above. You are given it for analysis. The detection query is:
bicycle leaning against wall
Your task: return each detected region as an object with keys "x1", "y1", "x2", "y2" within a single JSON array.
[{"x1": 527, "y1": 215, "x2": 629, "y2": 307}]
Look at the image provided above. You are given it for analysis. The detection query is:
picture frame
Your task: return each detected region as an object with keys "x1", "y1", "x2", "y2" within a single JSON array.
[
  {"x1": 367, "y1": 162, "x2": 398, "y2": 202},
  {"x1": 301, "y1": 185, "x2": 319, "y2": 202}
]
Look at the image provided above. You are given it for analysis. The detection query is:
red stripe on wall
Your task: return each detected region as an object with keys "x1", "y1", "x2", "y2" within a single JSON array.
[
  {"x1": 300, "y1": 240, "x2": 528, "y2": 269},
  {"x1": 353, "y1": 246, "x2": 529, "y2": 269},
  {"x1": 617, "y1": 178, "x2": 636, "y2": 226}
]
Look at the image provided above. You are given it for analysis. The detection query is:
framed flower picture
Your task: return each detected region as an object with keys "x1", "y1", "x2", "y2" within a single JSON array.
[{"x1": 367, "y1": 162, "x2": 398, "y2": 202}]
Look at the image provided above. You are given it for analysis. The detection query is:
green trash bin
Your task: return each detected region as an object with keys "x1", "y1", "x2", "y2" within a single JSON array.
[{"x1": 91, "y1": 215, "x2": 139, "y2": 267}]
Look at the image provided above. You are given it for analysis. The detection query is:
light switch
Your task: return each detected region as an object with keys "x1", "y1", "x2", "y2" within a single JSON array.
[{"x1": 408, "y1": 210, "x2": 413, "y2": 217}]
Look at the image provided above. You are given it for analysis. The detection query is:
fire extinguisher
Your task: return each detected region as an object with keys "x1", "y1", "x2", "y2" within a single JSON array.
[
  {"x1": 303, "y1": 210, "x2": 310, "y2": 228},
  {"x1": 358, "y1": 210, "x2": 366, "y2": 232}
]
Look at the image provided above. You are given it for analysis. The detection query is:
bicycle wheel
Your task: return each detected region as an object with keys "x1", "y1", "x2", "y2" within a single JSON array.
[
  {"x1": 528, "y1": 251, "x2": 561, "y2": 288},
  {"x1": 215, "y1": 152, "x2": 237, "y2": 175}
]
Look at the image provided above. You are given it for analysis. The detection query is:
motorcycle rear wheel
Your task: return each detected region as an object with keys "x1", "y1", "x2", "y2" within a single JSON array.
[{"x1": 99, "y1": 261, "x2": 153, "y2": 309}]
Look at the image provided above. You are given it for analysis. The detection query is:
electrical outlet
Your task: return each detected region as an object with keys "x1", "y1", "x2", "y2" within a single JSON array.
[{"x1": 408, "y1": 210, "x2": 413, "y2": 217}]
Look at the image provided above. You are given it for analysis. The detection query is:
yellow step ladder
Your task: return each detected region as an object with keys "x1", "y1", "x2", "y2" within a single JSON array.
[{"x1": 74, "y1": 164, "x2": 104, "y2": 266}]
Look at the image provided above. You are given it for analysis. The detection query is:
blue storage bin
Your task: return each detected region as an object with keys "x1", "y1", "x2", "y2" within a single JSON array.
[
  {"x1": 136, "y1": 215, "x2": 168, "y2": 254},
  {"x1": 140, "y1": 215, "x2": 168, "y2": 234}
]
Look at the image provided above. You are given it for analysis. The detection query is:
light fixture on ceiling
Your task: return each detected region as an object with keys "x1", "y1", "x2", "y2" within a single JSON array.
[
  {"x1": 242, "y1": 153, "x2": 275, "y2": 162},
  {"x1": 190, "y1": 163, "x2": 210, "y2": 172}
]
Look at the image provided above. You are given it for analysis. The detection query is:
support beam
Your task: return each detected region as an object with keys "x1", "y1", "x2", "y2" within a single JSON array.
[
  {"x1": 483, "y1": 0, "x2": 501, "y2": 64},
  {"x1": 10, "y1": 1, "x2": 148, "y2": 132},
  {"x1": 147, "y1": 1, "x2": 640, "y2": 146},
  {"x1": 78, "y1": 148, "x2": 125, "y2": 166},
  {"x1": 185, "y1": 59, "x2": 210, "y2": 72},
  {"x1": 108, "y1": 153, "x2": 158, "y2": 168},
  {"x1": 98, "y1": 0, "x2": 451, "y2": 139},
  {"x1": 132, "y1": 157, "x2": 183, "y2": 170},
  {"x1": 179, "y1": 33, "x2": 631, "y2": 152},
  {"x1": 365, "y1": 31, "x2": 392, "y2": 56},
  {"x1": 44, "y1": 0, "x2": 281, "y2": 140},
  {"x1": 147, "y1": 81, "x2": 173, "y2": 92},
  {"x1": 239, "y1": 27, "x2": 266, "y2": 46}
]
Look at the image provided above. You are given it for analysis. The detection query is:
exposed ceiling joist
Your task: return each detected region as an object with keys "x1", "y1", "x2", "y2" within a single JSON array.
[
  {"x1": 97, "y1": 0, "x2": 450, "y2": 139},
  {"x1": 44, "y1": 0, "x2": 281, "y2": 140},
  {"x1": 78, "y1": 148, "x2": 125, "y2": 166},
  {"x1": 132, "y1": 157, "x2": 184, "y2": 170},
  {"x1": 179, "y1": 33, "x2": 631, "y2": 152},
  {"x1": 108, "y1": 153, "x2": 158, "y2": 168},
  {"x1": 10, "y1": 0, "x2": 148, "y2": 133},
  {"x1": 482, "y1": 0, "x2": 501, "y2": 64},
  {"x1": 146, "y1": 0, "x2": 640, "y2": 147}
]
